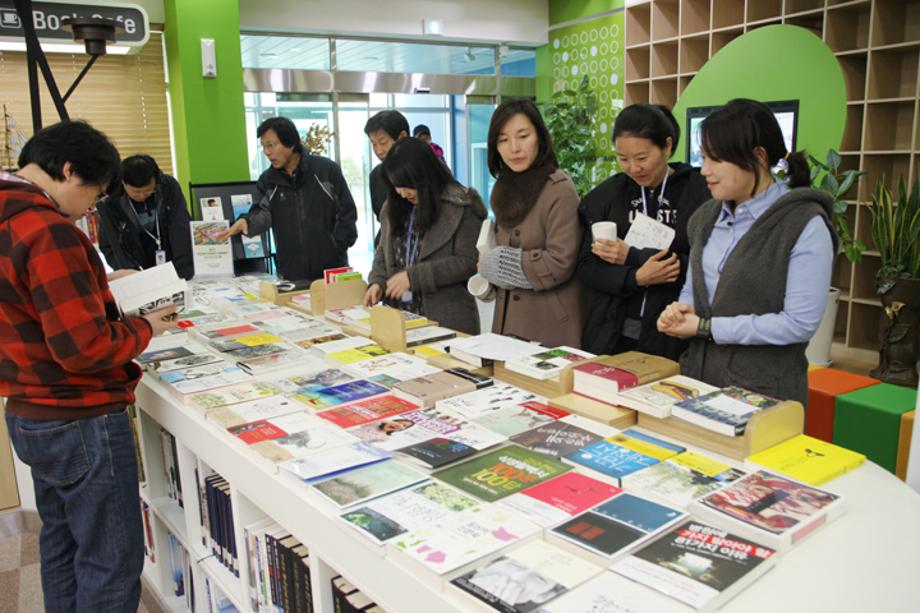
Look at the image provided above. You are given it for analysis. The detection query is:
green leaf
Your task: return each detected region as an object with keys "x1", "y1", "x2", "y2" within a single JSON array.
[{"x1": 826, "y1": 149, "x2": 841, "y2": 171}]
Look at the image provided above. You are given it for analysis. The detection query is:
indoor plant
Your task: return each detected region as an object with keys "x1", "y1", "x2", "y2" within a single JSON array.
[
  {"x1": 805, "y1": 149, "x2": 866, "y2": 366},
  {"x1": 867, "y1": 174, "x2": 920, "y2": 387}
]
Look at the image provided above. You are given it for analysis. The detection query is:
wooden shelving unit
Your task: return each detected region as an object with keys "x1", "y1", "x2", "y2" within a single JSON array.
[{"x1": 624, "y1": 0, "x2": 920, "y2": 362}]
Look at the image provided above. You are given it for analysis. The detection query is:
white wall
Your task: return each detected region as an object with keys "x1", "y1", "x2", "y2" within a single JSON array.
[{"x1": 239, "y1": 0, "x2": 549, "y2": 45}]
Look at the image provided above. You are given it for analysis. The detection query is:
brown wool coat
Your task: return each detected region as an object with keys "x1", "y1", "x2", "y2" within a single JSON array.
[
  {"x1": 369, "y1": 184, "x2": 487, "y2": 335},
  {"x1": 490, "y1": 169, "x2": 585, "y2": 348}
]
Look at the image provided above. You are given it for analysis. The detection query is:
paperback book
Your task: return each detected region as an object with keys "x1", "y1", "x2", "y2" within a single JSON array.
[
  {"x1": 450, "y1": 540, "x2": 602, "y2": 613},
  {"x1": 293, "y1": 379, "x2": 389, "y2": 410},
  {"x1": 391, "y1": 370, "x2": 480, "y2": 408},
  {"x1": 671, "y1": 386, "x2": 781, "y2": 436},
  {"x1": 281, "y1": 442, "x2": 390, "y2": 483},
  {"x1": 611, "y1": 521, "x2": 777, "y2": 611},
  {"x1": 345, "y1": 352, "x2": 441, "y2": 383},
  {"x1": 108, "y1": 261, "x2": 189, "y2": 317},
  {"x1": 340, "y1": 482, "x2": 480, "y2": 545},
  {"x1": 394, "y1": 437, "x2": 479, "y2": 470},
  {"x1": 535, "y1": 571, "x2": 691, "y2": 613},
  {"x1": 690, "y1": 470, "x2": 844, "y2": 550},
  {"x1": 159, "y1": 362, "x2": 252, "y2": 399},
  {"x1": 473, "y1": 401, "x2": 569, "y2": 437},
  {"x1": 616, "y1": 375, "x2": 720, "y2": 419},
  {"x1": 550, "y1": 493, "x2": 686, "y2": 564},
  {"x1": 744, "y1": 434, "x2": 866, "y2": 486},
  {"x1": 269, "y1": 367, "x2": 356, "y2": 394},
  {"x1": 327, "y1": 343, "x2": 391, "y2": 365},
  {"x1": 509, "y1": 420, "x2": 603, "y2": 458},
  {"x1": 498, "y1": 472, "x2": 623, "y2": 527},
  {"x1": 187, "y1": 381, "x2": 281, "y2": 411},
  {"x1": 433, "y1": 445, "x2": 571, "y2": 503},
  {"x1": 572, "y1": 351, "x2": 680, "y2": 404},
  {"x1": 311, "y1": 460, "x2": 427, "y2": 508},
  {"x1": 316, "y1": 395, "x2": 418, "y2": 428},
  {"x1": 565, "y1": 431, "x2": 684, "y2": 485},
  {"x1": 228, "y1": 412, "x2": 357, "y2": 464},
  {"x1": 622, "y1": 451, "x2": 747, "y2": 509},
  {"x1": 207, "y1": 396, "x2": 304, "y2": 429},
  {"x1": 405, "y1": 325, "x2": 457, "y2": 347},
  {"x1": 349, "y1": 407, "x2": 505, "y2": 454},
  {"x1": 504, "y1": 346, "x2": 596, "y2": 381},
  {"x1": 436, "y1": 383, "x2": 543, "y2": 419}
]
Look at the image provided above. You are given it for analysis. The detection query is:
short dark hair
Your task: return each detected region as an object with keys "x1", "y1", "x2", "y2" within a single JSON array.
[
  {"x1": 364, "y1": 110, "x2": 410, "y2": 140},
  {"x1": 382, "y1": 137, "x2": 457, "y2": 237},
  {"x1": 256, "y1": 116, "x2": 303, "y2": 151},
  {"x1": 121, "y1": 154, "x2": 161, "y2": 187},
  {"x1": 487, "y1": 98, "x2": 557, "y2": 177},
  {"x1": 612, "y1": 104, "x2": 680, "y2": 156},
  {"x1": 701, "y1": 98, "x2": 810, "y2": 192},
  {"x1": 412, "y1": 124, "x2": 431, "y2": 138},
  {"x1": 18, "y1": 120, "x2": 120, "y2": 187}
]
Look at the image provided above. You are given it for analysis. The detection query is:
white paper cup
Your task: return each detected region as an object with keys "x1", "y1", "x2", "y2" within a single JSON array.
[
  {"x1": 592, "y1": 221, "x2": 618, "y2": 242},
  {"x1": 467, "y1": 274, "x2": 496, "y2": 302}
]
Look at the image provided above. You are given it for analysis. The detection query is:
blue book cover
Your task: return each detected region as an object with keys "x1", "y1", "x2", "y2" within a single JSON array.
[
  {"x1": 672, "y1": 386, "x2": 778, "y2": 435},
  {"x1": 311, "y1": 380, "x2": 389, "y2": 406},
  {"x1": 592, "y1": 493, "x2": 685, "y2": 534},
  {"x1": 565, "y1": 439, "x2": 659, "y2": 481},
  {"x1": 622, "y1": 429, "x2": 686, "y2": 455}
]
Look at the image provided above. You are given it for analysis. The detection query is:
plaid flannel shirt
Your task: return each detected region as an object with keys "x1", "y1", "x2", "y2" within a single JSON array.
[{"x1": 0, "y1": 174, "x2": 153, "y2": 420}]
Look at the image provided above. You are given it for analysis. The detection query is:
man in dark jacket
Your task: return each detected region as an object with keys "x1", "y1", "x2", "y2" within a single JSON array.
[
  {"x1": 97, "y1": 155, "x2": 194, "y2": 279},
  {"x1": 364, "y1": 110, "x2": 409, "y2": 227},
  {"x1": 219, "y1": 117, "x2": 358, "y2": 281}
]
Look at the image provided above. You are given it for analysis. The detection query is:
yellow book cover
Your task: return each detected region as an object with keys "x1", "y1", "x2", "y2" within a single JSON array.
[
  {"x1": 328, "y1": 344, "x2": 389, "y2": 365},
  {"x1": 235, "y1": 332, "x2": 282, "y2": 347},
  {"x1": 745, "y1": 434, "x2": 866, "y2": 485},
  {"x1": 609, "y1": 433, "x2": 678, "y2": 461},
  {"x1": 671, "y1": 451, "x2": 733, "y2": 478},
  {"x1": 413, "y1": 345, "x2": 446, "y2": 358}
]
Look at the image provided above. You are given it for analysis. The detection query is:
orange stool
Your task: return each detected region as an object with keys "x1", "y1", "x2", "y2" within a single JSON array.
[
  {"x1": 896, "y1": 411, "x2": 915, "y2": 480},
  {"x1": 806, "y1": 368, "x2": 878, "y2": 442}
]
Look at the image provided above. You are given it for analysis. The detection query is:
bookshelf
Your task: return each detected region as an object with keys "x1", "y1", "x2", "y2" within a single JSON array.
[{"x1": 624, "y1": 0, "x2": 920, "y2": 360}]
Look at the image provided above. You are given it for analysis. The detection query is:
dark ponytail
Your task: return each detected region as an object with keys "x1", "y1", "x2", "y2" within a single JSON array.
[
  {"x1": 700, "y1": 98, "x2": 810, "y2": 193},
  {"x1": 612, "y1": 103, "x2": 680, "y2": 157}
]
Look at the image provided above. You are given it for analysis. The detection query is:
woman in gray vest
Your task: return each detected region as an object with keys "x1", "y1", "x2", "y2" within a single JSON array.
[{"x1": 657, "y1": 98, "x2": 837, "y2": 405}]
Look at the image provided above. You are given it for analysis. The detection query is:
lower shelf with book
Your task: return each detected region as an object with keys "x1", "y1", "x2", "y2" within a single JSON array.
[{"x1": 135, "y1": 373, "x2": 920, "y2": 613}]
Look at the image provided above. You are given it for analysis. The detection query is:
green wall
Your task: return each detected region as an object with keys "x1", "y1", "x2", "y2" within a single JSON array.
[
  {"x1": 165, "y1": 0, "x2": 248, "y2": 211},
  {"x1": 550, "y1": 0, "x2": 624, "y2": 26},
  {"x1": 673, "y1": 25, "x2": 846, "y2": 163}
]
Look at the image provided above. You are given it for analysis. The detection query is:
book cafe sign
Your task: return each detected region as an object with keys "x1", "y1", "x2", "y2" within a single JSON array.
[{"x1": 0, "y1": 1, "x2": 149, "y2": 47}]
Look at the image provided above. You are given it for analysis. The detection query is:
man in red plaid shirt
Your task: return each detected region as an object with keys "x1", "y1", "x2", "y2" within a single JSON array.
[{"x1": 0, "y1": 120, "x2": 177, "y2": 612}]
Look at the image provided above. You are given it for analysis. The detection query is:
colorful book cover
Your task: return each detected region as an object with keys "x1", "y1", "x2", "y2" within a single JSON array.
[
  {"x1": 591, "y1": 493, "x2": 686, "y2": 534},
  {"x1": 227, "y1": 411, "x2": 329, "y2": 445},
  {"x1": 291, "y1": 333, "x2": 348, "y2": 350},
  {"x1": 573, "y1": 362, "x2": 639, "y2": 388},
  {"x1": 433, "y1": 445, "x2": 571, "y2": 503},
  {"x1": 340, "y1": 482, "x2": 480, "y2": 544},
  {"x1": 389, "y1": 506, "x2": 540, "y2": 576},
  {"x1": 207, "y1": 396, "x2": 303, "y2": 429},
  {"x1": 316, "y1": 395, "x2": 418, "y2": 428},
  {"x1": 270, "y1": 368, "x2": 355, "y2": 394},
  {"x1": 436, "y1": 383, "x2": 542, "y2": 419},
  {"x1": 451, "y1": 540, "x2": 601, "y2": 613},
  {"x1": 509, "y1": 421, "x2": 602, "y2": 458},
  {"x1": 612, "y1": 521, "x2": 776, "y2": 610},
  {"x1": 349, "y1": 407, "x2": 503, "y2": 453},
  {"x1": 327, "y1": 343, "x2": 390, "y2": 365},
  {"x1": 159, "y1": 363, "x2": 251, "y2": 395},
  {"x1": 472, "y1": 402, "x2": 568, "y2": 437},
  {"x1": 294, "y1": 380, "x2": 389, "y2": 410},
  {"x1": 396, "y1": 437, "x2": 477, "y2": 469},
  {"x1": 506, "y1": 346, "x2": 596, "y2": 380},
  {"x1": 744, "y1": 435, "x2": 866, "y2": 485},
  {"x1": 696, "y1": 470, "x2": 840, "y2": 537},
  {"x1": 312, "y1": 460, "x2": 427, "y2": 508},
  {"x1": 617, "y1": 375, "x2": 720, "y2": 417},
  {"x1": 346, "y1": 352, "x2": 441, "y2": 382},
  {"x1": 672, "y1": 386, "x2": 780, "y2": 435},
  {"x1": 565, "y1": 437, "x2": 665, "y2": 482},
  {"x1": 498, "y1": 473, "x2": 622, "y2": 527},
  {"x1": 623, "y1": 451, "x2": 746, "y2": 508}
]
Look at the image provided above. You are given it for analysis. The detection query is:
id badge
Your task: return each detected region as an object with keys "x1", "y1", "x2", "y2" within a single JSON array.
[{"x1": 155, "y1": 249, "x2": 167, "y2": 266}]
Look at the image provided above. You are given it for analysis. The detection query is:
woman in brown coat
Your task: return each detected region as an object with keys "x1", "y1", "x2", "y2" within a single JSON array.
[{"x1": 478, "y1": 99, "x2": 585, "y2": 348}]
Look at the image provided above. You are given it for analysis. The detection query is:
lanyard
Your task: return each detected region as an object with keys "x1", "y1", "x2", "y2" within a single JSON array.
[
  {"x1": 640, "y1": 168, "x2": 670, "y2": 217},
  {"x1": 128, "y1": 194, "x2": 162, "y2": 249},
  {"x1": 405, "y1": 208, "x2": 419, "y2": 266}
]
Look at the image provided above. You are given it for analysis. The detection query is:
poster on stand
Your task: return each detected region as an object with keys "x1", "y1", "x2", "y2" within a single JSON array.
[{"x1": 190, "y1": 220, "x2": 234, "y2": 277}]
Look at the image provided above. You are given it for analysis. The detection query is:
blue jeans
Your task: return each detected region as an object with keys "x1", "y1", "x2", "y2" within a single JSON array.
[{"x1": 6, "y1": 409, "x2": 144, "y2": 613}]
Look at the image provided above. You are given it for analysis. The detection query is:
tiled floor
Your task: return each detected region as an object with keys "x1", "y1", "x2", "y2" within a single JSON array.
[{"x1": 0, "y1": 531, "x2": 156, "y2": 613}]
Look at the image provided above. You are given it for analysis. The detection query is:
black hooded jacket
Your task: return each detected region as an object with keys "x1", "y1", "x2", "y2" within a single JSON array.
[{"x1": 577, "y1": 163, "x2": 711, "y2": 359}]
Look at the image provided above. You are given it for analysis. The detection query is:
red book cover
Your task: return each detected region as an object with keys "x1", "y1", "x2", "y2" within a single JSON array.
[
  {"x1": 317, "y1": 395, "x2": 418, "y2": 428},
  {"x1": 573, "y1": 363, "x2": 640, "y2": 389},
  {"x1": 520, "y1": 472, "x2": 622, "y2": 516},
  {"x1": 209, "y1": 324, "x2": 260, "y2": 337},
  {"x1": 228, "y1": 420, "x2": 288, "y2": 445},
  {"x1": 519, "y1": 401, "x2": 569, "y2": 420}
]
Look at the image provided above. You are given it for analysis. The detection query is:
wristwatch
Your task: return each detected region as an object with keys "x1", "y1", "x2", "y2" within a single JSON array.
[{"x1": 696, "y1": 316, "x2": 712, "y2": 340}]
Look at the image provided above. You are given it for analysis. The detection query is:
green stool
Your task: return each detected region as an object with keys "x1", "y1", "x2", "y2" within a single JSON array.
[{"x1": 833, "y1": 383, "x2": 917, "y2": 474}]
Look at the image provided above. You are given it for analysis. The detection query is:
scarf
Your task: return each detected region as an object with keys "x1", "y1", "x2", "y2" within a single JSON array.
[{"x1": 489, "y1": 162, "x2": 555, "y2": 229}]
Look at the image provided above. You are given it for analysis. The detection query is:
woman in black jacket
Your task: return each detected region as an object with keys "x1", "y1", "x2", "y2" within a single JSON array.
[{"x1": 577, "y1": 104, "x2": 710, "y2": 359}]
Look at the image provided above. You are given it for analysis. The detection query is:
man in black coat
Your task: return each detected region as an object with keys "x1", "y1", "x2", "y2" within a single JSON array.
[
  {"x1": 219, "y1": 117, "x2": 358, "y2": 282},
  {"x1": 97, "y1": 155, "x2": 194, "y2": 279}
]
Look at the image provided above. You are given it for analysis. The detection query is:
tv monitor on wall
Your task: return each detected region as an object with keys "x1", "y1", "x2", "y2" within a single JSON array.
[{"x1": 686, "y1": 100, "x2": 799, "y2": 167}]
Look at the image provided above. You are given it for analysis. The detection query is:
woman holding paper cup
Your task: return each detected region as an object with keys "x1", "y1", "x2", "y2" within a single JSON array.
[
  {"x1": 658, "y1": 99, "x2": 835, "y2": 404},
  {"x1": 478, "y1": 98, "x2": 584, "y2": 348},
  {"x1": 577, "y1": 104, "x2": 711, "y2": 359},
  {"x1": 364, "y1": 137, "x2": 486, "y2": 335}
]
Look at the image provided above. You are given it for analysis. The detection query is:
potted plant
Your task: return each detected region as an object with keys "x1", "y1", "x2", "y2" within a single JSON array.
[
  {"x1": 805, "y1": 149, "x2": 866, "y2": 366},
  {"x1": 867, "y1": 175, "x2": 920, "y2": 387}
]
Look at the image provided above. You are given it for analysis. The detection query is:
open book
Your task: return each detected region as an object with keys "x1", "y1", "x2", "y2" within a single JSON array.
[{"x1": 108, "y1": 262, "x2": 189, "y2": 317}]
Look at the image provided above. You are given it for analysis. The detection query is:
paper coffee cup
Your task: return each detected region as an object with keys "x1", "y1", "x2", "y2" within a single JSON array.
[
  {"x1": 592, "y1": 221, "x2": 618, "y2": 242},
  {"x1": 467, "y1": 274, "x2": 496, "y2": 302}
]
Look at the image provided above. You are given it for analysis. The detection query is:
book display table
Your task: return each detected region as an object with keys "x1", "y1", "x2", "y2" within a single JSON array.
[{"x1": 136, "y1": 374, "x2": 920, "y2": 613}]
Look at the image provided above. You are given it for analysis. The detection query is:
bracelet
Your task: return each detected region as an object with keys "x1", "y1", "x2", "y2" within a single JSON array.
[{"x1": 696, "y1": 316, "x2": 712, "y2": 340}]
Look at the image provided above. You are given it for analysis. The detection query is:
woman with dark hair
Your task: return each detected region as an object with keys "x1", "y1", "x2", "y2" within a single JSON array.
[
  {"x1": 658, "y1": 98, "x2": 836, "y2": 404},
  {"x1": 478, "y1": 98, "x2": 584, "y2": 347},
  {"x1": 577, "y1": 104, "x2": 711, "y2": 359},
  {"x1": 364, "y1": 137, "x2": 486, "y2": 335}
]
